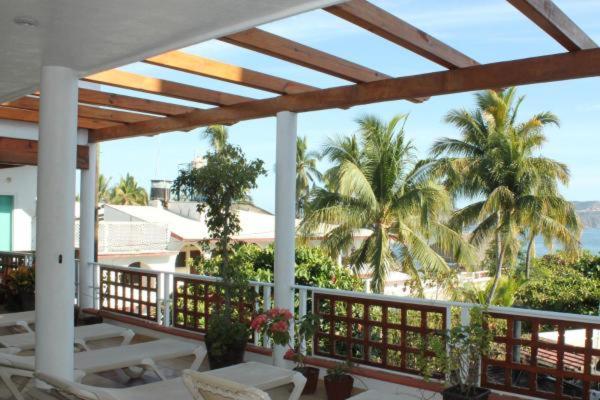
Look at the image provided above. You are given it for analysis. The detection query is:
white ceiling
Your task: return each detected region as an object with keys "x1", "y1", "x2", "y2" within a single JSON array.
[{"x1": 0, "y1": 0, "x2": 342, "y2": 102}]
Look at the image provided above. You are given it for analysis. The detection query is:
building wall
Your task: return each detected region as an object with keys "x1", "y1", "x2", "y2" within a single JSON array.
[
  {"x1": 98, "y1": 253, "x2": 179, "y2": 272},
  {"x1": 0, "y1": 166, "x2": 37, "y2": 251}
]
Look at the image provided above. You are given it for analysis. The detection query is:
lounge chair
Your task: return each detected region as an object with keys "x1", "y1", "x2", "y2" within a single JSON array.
[
  {"x1": 0, "y1": 311, "x2": 35, "y2": 332},
  {"x1": 36, "y1": 371, "x2": 194, "y2": 400},
  {"x1": 35, "y1": 369, "x2": 271, "y2": 400},
  {"x1": 183, "y1": 369, "x2": 270, "y2": 400},
  {"x1": 0, "y1": 338, "x2": 206, "y2": 400},
  {"x1": 0, "y1": 322, "x2": 134, "y2": 350}
]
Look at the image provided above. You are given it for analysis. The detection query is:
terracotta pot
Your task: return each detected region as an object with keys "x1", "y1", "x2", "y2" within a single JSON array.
[
  {"x1": 294, "y1": 366, "x2": 319, "y2": 394},
  {"x1": 324, "y1": 374, "x2": 354, "y2": 400},
  {"x1": 442, "y1": 385, "x2": 491, "y2": 400}
]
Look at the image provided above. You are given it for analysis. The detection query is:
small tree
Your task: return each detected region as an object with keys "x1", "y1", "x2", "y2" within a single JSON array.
[{"x1": 172, "y1": 144, "x2": 266, "y2": 302}]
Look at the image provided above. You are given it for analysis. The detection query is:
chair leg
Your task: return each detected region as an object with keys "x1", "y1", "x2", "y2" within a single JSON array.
[
  {"x1": 140, "y1": 358, "x2": 167, "y2": 381},
  {"x1": 120, "y1": 330, "x2": 135, "y2": 346},
  {"x1": 190, "y1": 347, "x2": 207, "y2": 371},
  {"x1": 0, "y1": 369, "x2": 31, "y2": 400},
  {"x1": 288, "y1": 372, "x2": 307, "y2": 400}
]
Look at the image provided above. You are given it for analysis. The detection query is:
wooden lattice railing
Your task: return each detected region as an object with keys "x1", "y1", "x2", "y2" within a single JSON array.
[
  {"x1": 483, "y1": 312, "x2": 600, "y2": 400},
  {"x1": 99, "y1": 265, "x2": 159, "y2": 321},
  {"x1": 313, "y1": 291, "x2": 447, "y2": 375}
]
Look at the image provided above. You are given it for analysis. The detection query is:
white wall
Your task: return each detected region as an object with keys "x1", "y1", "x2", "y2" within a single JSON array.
[
  {"x1": 0, "y1": 166, "x2": 37, "y2": 251},
  {"x1": 98, "y1": 253, "x2": 178, "y2": 272}
]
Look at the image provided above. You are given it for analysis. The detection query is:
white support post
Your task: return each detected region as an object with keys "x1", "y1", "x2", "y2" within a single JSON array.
[
  {"x1": 35, "y1": 65, "x2": 78, "y2": 381},
  {"x1": 273, "y1": 111, "x2": 297, "y2": 367},
  {"x1": 163, "y1": 272, "x2": 172, "y2": 327},
  {"x1": 298, "y1": 289, "x2": 308, "y2": 355},
  {"x1": 79, "y1": 142, "x2": 97, "y2": 309},
  {"x1": 263, "y1": 286, "x2": 272, "y2": 348}
]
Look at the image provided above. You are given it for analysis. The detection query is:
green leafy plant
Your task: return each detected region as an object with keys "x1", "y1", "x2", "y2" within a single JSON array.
[
  {"x1": 285, "y1": 313, "x2": 320, "y2": 368},
  {"x1": 326, "y1": 360, "x2": 354, "y2": 380},
  {"x1": 418, "y1": 307, "x2": 494, "y2": 396}
]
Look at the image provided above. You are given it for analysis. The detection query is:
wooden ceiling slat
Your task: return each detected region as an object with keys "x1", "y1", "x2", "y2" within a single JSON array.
[
  {"x1": 0, "y1": 107, "x2": 120, "y2": 130},
  {"x1": 76, "y1": 88, "x2": 196, "y2": 116},
  {"x1": 3, "y1": 97, "x2": 155, "y2": 124},
  {"x1": 220, "y1": 28, "x2": 389, "y2": 83},
  {"x1": 84, "y1": 70, "x2": 253, "y2": 106},
  {"x1": 0, "y1": 137, "x2": 89, "y2": 169},
  {"x1": 89, "y1": 48, "x2": 600, "y2": 142},
  {"x1": 507, "y1": 0, "x2": 596, "y2": 51},
  {"x1": 145, "y1": 51, "x2": 317, "y2": 95},
  {"x1": 325, "y1": 0, "x2": 478, "y2": 69}
]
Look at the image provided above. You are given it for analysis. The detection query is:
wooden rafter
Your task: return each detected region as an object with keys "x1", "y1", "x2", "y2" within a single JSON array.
[
  {"x1": 3, "y1": 97, "x2": 156, "y2": 124},
  {"x1": 89, "y1": 48, "x2": 600, "y2": 142},
  {"x1": 508, "y1": 0, "x2": 596, "y2": 51},
  {"x1": 144, "y1": 51, "x2": 318, "y2": 95},
  {"x1": 0, "y1": 107, "x2": 120, "y2": 130},
  {"x1": 0, "y1": 137, "x2": 89, "y2": 169},
  {"x1": 221, "y1": 28, "x2": 389, "y2": 83},
  {"x1": 76, "y1": 88, "x2": 197, "y2": 116},
  {"x1": 84, "y1": 69, "x2": 253, "y2": 106},
  {"x1": 325, "y1": 0, "x2": 478, "y2": 69}
]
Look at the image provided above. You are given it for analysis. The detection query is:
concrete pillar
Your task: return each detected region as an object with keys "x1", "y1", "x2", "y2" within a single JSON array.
[
  {"x1": 273, "y1": 111, "x2": 297, "y2": 367},
  {"x1": 35, "y1": 65, "x2": 78, "y2": 380},
  {"x1": 79, "y1": 141, "x2": 97, "y2": 309}
]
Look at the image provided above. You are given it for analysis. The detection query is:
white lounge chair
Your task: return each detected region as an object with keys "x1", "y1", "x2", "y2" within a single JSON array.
[
  {"x1": 0, "y1": 322, "x2": 134, "y2": 351},
  {"x1": 0, "y1": 311, "x2": 35, "y2": 332},
  {"x1": 0, "y1": 338, "x2": 206, "y2": 400},
  {"x1": 35, "y1": 369, "x2": 271, "y2": 400},
  {"x1": 36, "y1": 371, "x2": 194, "y2": 400},
  {"x1": 183, "y1": 369, "x2": 270, "y2": 400}
]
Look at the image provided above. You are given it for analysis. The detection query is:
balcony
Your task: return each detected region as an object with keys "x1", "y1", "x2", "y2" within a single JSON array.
[{"x1": 5, "y1": 261, "x2": 584, "y2": 400}]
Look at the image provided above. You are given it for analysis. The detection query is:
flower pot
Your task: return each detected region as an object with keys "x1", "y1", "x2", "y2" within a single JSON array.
[
  {"x1": 205, "y1": 336, "x2": 247, "y2": 370},
  {"x1": 442, "y1": 385, "x2": 491, "y2": 400},
  {"x1": 294, "y1": 366, "x2": 319, "y2": 394},
  {"x1": 20, "y1": 292, "x2": 35, "y2": 311},
  {"x1": 324, "y1": 374, "x2": 354, "y2": 400},
  {"x1": 4, "y1": 291, "x2": 34, "y2": 312}
]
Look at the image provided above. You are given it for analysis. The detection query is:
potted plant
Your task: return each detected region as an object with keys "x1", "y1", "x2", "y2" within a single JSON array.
[
  {"x1": 418, "y1": 307, "x2": 494, "y2": 400},
  {"x1": 172, "y1": 142, "x2": 266, "y2": 370},
  {"x1": 0, "y1": 266, "x2": 35, "y2": 312},
  {"x1": 324, "y1": 360, "x2": 354, "y2": 400},
  {"x1": 286, "y1": 313, "x2": 321, "y2": 394}
]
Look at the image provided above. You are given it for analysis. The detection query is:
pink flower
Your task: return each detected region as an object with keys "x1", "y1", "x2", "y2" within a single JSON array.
[
  {"x1": 280, "y1": 309, "x2": 293, "y2": 320},
  {"x1": 285, "y1": 348, "x2": 296, "y2": 359},
  {"x1": 270, "y1": 320, "x2": 289, "y2": 333},
  {"x1": 250, "y1": 314, "x2": 267, "y2": 331}
]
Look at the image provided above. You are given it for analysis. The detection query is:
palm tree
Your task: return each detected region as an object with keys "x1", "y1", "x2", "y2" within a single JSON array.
[
  {"x1": 300, "y1": 114, "x2": 475, "y2": 293},
  {"x1": 97, "y1": 174, "x2": 112, "y2": 203},
  {"x1": 321, "y1": 134, "x2": 360, "y2": 190},
  {"x1": 429, "y1": 88, "x2": 580, "y2": 303},
  {"x1": 202, "y1": 125, "x2": 229, "y2": 152},
  {"x1": 296, "y1": 136, "x2": 322, "y2": 218},
  {"x1": 110, "y1": 174, "x2": 148, "y2": 205}
]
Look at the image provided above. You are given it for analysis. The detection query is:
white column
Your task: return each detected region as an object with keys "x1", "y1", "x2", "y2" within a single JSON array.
[
  {"x1": 273, "y1": 111, "x2": 297, "y2": 367},
  {"x1": 79, "y1": 141, "x2": 97, "y2": 309},
  {"x1": 35, "y1": 65, "x2": 78, "y2": 380}
]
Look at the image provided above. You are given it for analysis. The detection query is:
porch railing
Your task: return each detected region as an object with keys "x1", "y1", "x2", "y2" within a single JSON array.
[{"x1": 86, "y1": 262, "x2": 600, "y2": 400}]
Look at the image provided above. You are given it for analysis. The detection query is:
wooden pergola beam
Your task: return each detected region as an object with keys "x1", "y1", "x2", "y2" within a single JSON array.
[
  {"x1": 507, "y1": 0, "x2": 596, "y2": 51},
  {"x1": 76, "y1": 88, "x2": 197, "y2": 116},
  {"x1": 84, "y1": 69, "x2": 253, "y2": 106},
  {"x1": 220, "y1": 28, "x2": 389, "y2": 83},
  {"x1": 89, "y1": 48, "x2": 600, "y2": 142},
  {"x1": 3, "y1": 97, "x2": 156, "y2": 124},
  {"x1": 144, "y1": 51, "x2": 318, "y2": 95},
  {"x1": 0, "y1": 107, "x2": 120, "y2": 130},
  {"x1": 0, "y1": 137, "x2": 89, "y2": 169},
  {"x1": 325, "y1": 0, "x2": 478, "y2": 69}
]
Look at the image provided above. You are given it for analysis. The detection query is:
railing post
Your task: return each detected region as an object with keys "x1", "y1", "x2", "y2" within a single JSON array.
[
  {"x1": 263, "y1": 285, "x2": 272, "y2": 348},
  {"x1": 254, "y1": 285, "x2": 261, "y2": 347},
  {"x1": 298, "y1": 288, "x2": 308, "y2": 355},
  {"x1": 157, "y1": 272, "x2": 164, "y2": 324},
  {"x1": 163, "y1": 272, "x2": 172, "y2": 327}
]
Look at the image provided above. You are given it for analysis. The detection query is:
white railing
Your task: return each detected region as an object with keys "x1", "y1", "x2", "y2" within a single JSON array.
[{"x1": 83, "y1": 262, "x2": 600, "y2": 400}]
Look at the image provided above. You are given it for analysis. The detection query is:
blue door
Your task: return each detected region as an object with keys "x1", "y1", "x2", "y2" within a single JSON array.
[{"x1": 0, "y1": 196, "x2": 13, "y2": 251}]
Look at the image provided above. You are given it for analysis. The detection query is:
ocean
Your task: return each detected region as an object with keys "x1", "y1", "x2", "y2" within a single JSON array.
[{"x1": 536, "y1": 227, "x2": 600, "y2": 256}]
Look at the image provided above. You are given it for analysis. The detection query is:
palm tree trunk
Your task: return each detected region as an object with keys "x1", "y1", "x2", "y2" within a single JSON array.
[
  {"x1": 525, "y1": 234, "x2": 535, "y2": 280},
  {"x1": 487, "y1": 232, "x2": 505, "y2": 305}
]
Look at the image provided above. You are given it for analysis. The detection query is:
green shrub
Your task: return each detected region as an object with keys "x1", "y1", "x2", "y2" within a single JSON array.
[{"x1": 515, "y1": 251, "x2": 600, "y2": 315}]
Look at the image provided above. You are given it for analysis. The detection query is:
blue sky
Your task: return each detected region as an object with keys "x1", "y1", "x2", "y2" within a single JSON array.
[{"x1": 98, "y1": 0, "x2": 600, "y2": 213}]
